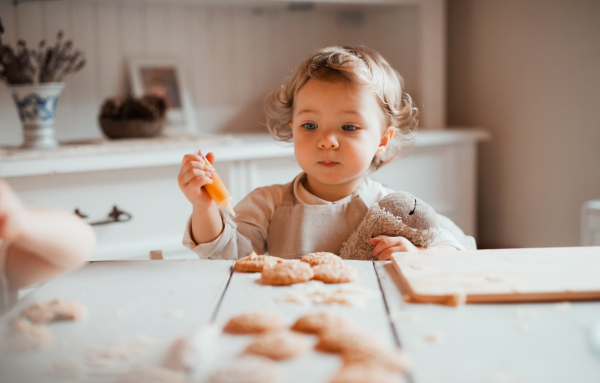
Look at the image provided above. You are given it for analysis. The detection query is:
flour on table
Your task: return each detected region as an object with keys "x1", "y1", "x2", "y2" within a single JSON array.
[
  {"x1": 554, "y1": 302, "x2": 570, "y2": 311},
  {"x1": 52, "y1": 358, "x2": 84, "y2": 380},
  {"x1": 166, "y1": 310, "x2": 185, "y2": 318},
  {"x1": 115, "y1": 367, "x2": 186, "y2": 383},
  {"x1": 399, "y1": 312, "x2": 420, "y2": 323},
  {"x1": 274, "y1": 281, "x2": 374, "y2": 308},
  {"x1": 83, "y1": 335, "x2": 164, "y2": 376}
]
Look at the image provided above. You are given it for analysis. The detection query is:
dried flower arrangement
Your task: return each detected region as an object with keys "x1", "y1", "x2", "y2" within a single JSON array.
[
  {"x1": 0, "y1": 30, "x2": 86, "y2": 85},
  {"x1": 98, "y1": 95, "x2": 167, "y2": 139}
]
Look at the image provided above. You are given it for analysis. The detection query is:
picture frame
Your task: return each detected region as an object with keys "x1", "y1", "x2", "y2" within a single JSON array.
[{"x1": 128, "y1": 57, "x2": 197, "y2": 133}]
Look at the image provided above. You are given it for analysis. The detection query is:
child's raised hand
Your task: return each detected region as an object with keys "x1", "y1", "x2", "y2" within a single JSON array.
[
  {"x1": 370, "y1": 235, "x2": 422, "y2": 261},
  {"x1": 0, "y1": 179, "x2": 27, "y2": 242},
  {"x1": 177, "y1": 152, "x2": 216, "y2": 209}
]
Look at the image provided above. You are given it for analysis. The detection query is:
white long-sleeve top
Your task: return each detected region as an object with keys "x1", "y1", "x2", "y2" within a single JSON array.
[{"x1": 182, "y1": 175, "x2": 466, "y2": 260}]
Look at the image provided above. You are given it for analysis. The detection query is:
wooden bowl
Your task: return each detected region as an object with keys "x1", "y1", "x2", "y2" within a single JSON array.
[{"x1": 99, "y1": 118, "x2": 165, "y2": 139}]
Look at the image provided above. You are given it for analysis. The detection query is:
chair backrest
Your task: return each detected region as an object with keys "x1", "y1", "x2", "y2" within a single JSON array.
[
  {"x1": 581, "y1": 200, "x2": 600, "y2": 246},
  {"x1": 437, "y1": 214, "x2": 477, "y2": 251}
]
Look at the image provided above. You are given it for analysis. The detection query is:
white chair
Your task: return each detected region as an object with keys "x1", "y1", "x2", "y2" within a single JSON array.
[{"x1": 581, "y1": 200, "x2": 600, "y2": 246}]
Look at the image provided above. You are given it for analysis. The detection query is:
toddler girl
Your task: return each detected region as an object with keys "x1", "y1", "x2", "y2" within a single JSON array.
[{"x1": 178, "y1": 46, "x2": 467, "y2": 260}]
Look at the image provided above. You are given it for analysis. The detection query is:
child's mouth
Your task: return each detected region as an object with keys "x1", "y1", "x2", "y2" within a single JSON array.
[{"x1": 319, "y1": 161, "x2": 339, "y2": 168}]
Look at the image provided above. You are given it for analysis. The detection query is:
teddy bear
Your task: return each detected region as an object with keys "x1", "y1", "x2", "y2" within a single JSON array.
[{"x1": 339, "y1": 191, "x2": 441, "y2": 260}]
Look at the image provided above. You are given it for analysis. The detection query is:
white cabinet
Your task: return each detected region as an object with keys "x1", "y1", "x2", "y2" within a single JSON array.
[{"x1": 1, "y1": 130, "x2": 488, "y2": 260}]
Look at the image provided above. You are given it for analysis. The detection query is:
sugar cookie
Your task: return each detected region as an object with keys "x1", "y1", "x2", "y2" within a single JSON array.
[
  {"x1": 245, "y1": 331, "x2": 310, "y2": 360},
  {"x1": 301, "y1": 252, "x2": 343, "y2": 267},
  {"x1": 235, "y1": 252, "x2": 285, "y2": 272},
  {"x1": 316, "y1": 328, "x2": 382, "y2": 354},
  {"x1": 341, "y1": 347, "x2": 410, "y2": 373},
  {"x1": 291, "y1": 311, "x2": 354, "y2": 335},
  {"x1": 312, "y1": 264, "x2": 357, "y2": 284},
  {"x1": 21, "y1": 299, "x2": 87, "y2": 324},
  {"x1": 330, "y1": 362, "x2": 399, "y2": 383},
  {"x1": 223, "y1": 311, "x2": 287, "y2": 334},
  {"x1": 7, "y1": 318, "x2": 52, "y2": 352},
  {"x1": 261, "y1": 262, "x2": 314, "y2": 286}
]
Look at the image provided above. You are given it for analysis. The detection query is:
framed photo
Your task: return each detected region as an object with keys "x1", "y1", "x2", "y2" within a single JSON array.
[{"x1": 128, "y1": 57, "x2": 197, "y2": 133}]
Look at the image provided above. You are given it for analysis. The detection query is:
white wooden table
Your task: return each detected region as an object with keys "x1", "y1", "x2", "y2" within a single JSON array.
[
  {"x1": 0, "y1": 260, "x2": 233, "y2": 383},
  {"x1": 375, "y1": 262, "x2": 600, "y2": 383},
  {"x1": 1, "y1": 259, "x2": 599, "y2": 383}
]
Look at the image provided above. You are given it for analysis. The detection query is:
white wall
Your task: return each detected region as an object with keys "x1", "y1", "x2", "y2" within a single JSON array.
[
  {"x1": 447, "y1": 0, "x2": 600, "y2": 248},
  {"x1": 0, "y1": 0, "x2": 419, "y2": 145}
]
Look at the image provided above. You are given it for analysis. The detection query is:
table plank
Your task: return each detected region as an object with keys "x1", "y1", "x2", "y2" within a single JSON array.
[
  {"x1": 211, "y1": 260, "x2": 402, "y2": 383},
  {"x1": 375, "y1": 262, "x2": 600, "y2": 383},
  {"x1": 0, "y1": 260, "x2": 233, "y2": 383}
]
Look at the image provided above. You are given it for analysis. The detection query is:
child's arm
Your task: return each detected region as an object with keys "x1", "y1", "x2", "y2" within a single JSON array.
[
  {"x1": 370, "y1": 235, "x2": 457, "y2": 261},
  {"x1": 0, "y1": 180, "x2": 96, "y2": 290},
  {"x1": 177, "y1": 152, "x2": 223, "y2": 244}
]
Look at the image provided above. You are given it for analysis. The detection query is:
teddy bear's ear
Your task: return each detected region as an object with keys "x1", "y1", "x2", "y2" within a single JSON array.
[
  {"x1": 379, "y1": 192, "x2": 438, "y2": 231},
  {"x1": 378, "y1": 191, "x2": 415, "y2": 218},
  {"x1": 404, "y1": 196, "x2": 438, "y2": 231}
]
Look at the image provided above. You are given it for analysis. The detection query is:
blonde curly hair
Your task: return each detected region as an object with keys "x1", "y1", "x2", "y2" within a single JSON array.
[{"x1": 264, "y1": 45, "x2": 418, "y2": 172}]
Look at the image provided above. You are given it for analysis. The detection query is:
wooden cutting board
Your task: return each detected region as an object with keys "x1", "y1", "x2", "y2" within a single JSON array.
[{"x1": 391, "y1": 246, "x2": 600, "y2": 305}]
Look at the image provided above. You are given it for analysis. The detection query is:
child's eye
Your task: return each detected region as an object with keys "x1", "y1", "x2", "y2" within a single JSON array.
[
  {"x1": 302, "y1": 123, "x2": 317, "y2": 130},
  {"x1": 342, "y1": 124, "x2": 358, "y2": 132}
]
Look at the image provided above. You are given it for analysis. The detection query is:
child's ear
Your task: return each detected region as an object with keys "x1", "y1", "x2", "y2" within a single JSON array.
[{"x1": 375, "y1": 126, "x2": 395, "y2": 158}]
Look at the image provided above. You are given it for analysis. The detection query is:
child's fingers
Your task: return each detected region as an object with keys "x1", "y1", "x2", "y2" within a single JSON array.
[
  {"x1": 179, "y1": 162, "x2": 215, "y2": 183},
  {"x1": 377, "y1": 248, "x2": 401, "y2": 261},
  {"x1": 372, "y1": 236, "x2": 412, "y2": 257},
  {"x1": 371, "y1": 236, "x2": 394, "y2": 257},
  {"x1": 181, "y1": 169, "x2": 214, "y2": 187},
  {"x1": 180, "y1": 153, "x2": 202, "y2": 166},
  {"x1": 205, "y1": 152, "x2": 215, "y2": 165}
]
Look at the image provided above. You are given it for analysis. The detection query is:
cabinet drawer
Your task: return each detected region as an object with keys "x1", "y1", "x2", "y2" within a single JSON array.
[{"x1": 7, "y1": 166, "x2": 192, "y2": 261}]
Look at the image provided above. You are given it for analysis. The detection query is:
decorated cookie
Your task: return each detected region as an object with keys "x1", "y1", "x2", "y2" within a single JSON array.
[
  {"x1": 316, "y1": 328, "x2": 383, "y2": 354},
  {"x1": 300, "y1": 252, "x2": 344, "y2": 267},
  {"x1": 291, "y1": 311, "x2": 354, "y2": 335},
  {"x1": 312, "y1": 264, "x2": 357, "y2": 284},
  {"x1": 21, "y1": 299, "x2": 87, "y2": 324},
  {"x1": 206, "y1": 356, "x2": 281, "y2": 383},
  {"x1": 329, "y1": 362, "x2": 399, "y2": 383},
  {"x1": 235, "y1": 252, "x2": 285, "y2": 272},
  {"x1": 223, "y1": 311, "x2": 287, "y2": 335},
  {"x1": 244, "y1": 331, "x2": 310, "y2": 361},
  {"x1": 261, "y1": 262, "x2": 314, "y2": 286}
]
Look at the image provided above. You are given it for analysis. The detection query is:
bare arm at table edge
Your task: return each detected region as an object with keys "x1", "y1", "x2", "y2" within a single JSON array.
[{"x1": 5, "y1": 206, "x2": 96, "y2": 291}]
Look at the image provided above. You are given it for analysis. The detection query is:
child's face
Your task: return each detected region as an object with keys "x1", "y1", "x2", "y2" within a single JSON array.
[{"x1": 291, "y1": 78, "x2": 392, "y2": 193}]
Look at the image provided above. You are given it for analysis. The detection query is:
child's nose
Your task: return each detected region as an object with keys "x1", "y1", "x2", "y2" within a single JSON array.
[{"x1": 318, "y1": 134, "x2": 339, "y2": 149}]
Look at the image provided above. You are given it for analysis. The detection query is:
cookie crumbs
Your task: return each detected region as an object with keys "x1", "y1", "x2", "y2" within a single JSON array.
[
  {"x1": 166, "y1": 310, "x2": 185, "y2": 318},
  {"x1": 516, "y1": 322, "x2": 530, "y2": 333},
  {"x1": 424, "y1": 331, "x2": 443, "y2": 343},
  {"x1": 409, "y1": 340, "x2": 425, "y2": 352},
  {"x1": 399, "y1": 312, "x2": 420, "y2": 323},
  {"x1": 554, "y1": 302, "x2": 570, "y2": 311},
  {"x1": 514, "y1": 308, "x2": 525, "y2": 317},
  {"x1": 526, "y1": 309, "x2": 538, "y2": 318},
  {"x1": 52, "y1": 358, "x2": 84, "y2": 380}
]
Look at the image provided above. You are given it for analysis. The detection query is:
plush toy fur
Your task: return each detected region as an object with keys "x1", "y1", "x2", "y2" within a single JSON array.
[{"x1": 339, "y1": 191, "x2": 440, "y2": 260}]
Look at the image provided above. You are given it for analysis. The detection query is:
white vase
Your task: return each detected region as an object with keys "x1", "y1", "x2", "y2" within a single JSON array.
[{"x1": 10, "y1": 82, "x2": 65, "y2": 149}]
